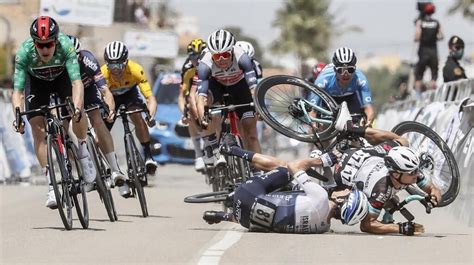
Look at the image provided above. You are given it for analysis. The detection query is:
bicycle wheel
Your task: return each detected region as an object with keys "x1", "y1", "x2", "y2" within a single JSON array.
[
  {"x1": 392, "y1": 121, "x2": 460, "y2": 207},
  {"x1": 87, "y1": 137, "x2": 116, "y2": 222},
  {"x1": 47, "y1": 135, "x2": 73, "y2": 230},
  {"x1": 68, "y1": 142, "x2": 89, "y2": 229},
  {"x1": 184, "y1": 190, "x2": 230, "y2": 203},
  {"x1": 127, "y1": 136, "x2": 149, "y2": 217},
  {"x1": 255, "y1": 75, "x2": 339, "y2": 143}
]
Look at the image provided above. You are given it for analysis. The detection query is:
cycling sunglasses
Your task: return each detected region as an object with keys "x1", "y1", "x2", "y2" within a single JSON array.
[
  {"x1": 107, "y1": 63, "x2": 126, "y2": 70},
  {"x1": 212, "y1": 51, "x2": 232, "y2": 61},
  {"x1": 334, "y1": 66, "x2": 356, "y2": 75},
  {"x1": 405, "y1": 169, "x2": 419, "y2": 175},
  {"x1": 35, "y1": 41, "x2": 56, "y2": 49}
]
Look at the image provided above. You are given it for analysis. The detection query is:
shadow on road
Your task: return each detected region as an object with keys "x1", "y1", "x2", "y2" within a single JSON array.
[
  {"x1": 88, "y1": 218, "x2": 132, "y2": 223},
  {"x1": 118, "y1": 214, "x2": 172, "y2": 218},
  {"x1": 32, "y1": 227, "x2": 106, "y2": 231}
]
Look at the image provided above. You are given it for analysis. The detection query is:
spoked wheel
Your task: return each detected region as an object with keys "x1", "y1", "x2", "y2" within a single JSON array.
[
  {"x1": 184, "y1": 190, "x2": 230, "y2": 203},
  {"x1": 254, "y1": 75, "x2": 339, "y2": 143},
  {"x1": 87, "y1": 138, "x2": 116, "y2": 222},
  {"x1": 392, "y1": 121, "x2": 460, "y2": 207},
  {"x1": 68, "y1": 144, "x2": 89, "y2": 229},
  {"x1": 128, "y1": 138, "x2": 149, "y2": 217},
  {"x1": 47, "y1": 135, "x2": 73, "y2": 230}
]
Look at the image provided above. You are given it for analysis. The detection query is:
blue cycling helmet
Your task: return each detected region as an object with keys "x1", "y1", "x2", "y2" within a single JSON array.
[{"x1": 341, "y1": 189, "x2": 369, "y2": 226}]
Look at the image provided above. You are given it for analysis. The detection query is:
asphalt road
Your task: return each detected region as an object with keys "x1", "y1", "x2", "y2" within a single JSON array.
[{"x1": 1, "y1": 162, "x2": 473, "y2": 265}]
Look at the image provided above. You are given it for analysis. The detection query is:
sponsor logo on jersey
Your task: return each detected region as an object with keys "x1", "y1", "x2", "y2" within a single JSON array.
[
  {"x1": 82, "y1": 56, "x2": 98, "y2": 71},
  {"x1": 300, "y1": 216, "x2": 310, "y2": 233}
]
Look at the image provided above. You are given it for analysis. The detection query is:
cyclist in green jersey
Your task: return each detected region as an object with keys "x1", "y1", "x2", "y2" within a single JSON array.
[{"x1": 12, "y1": 16, "x2": 96, "y2": 209}]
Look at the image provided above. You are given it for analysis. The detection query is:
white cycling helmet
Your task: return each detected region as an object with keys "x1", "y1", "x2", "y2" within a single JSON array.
[
  {"x1": 341, "y1": 189, "x2": 369, "y2": 226},
  {"x1": 67, "y1": 35, "x2": 81, "y2": 53},
  {"x1": 384, "y1": 146, "x2": 420, "y2": 173},
  {"x1": 332, "y1": 47, "x2": 357, "y2": 67},
  {"x1": 207, "y1": 29, "x2": 235, "y2": 54},
  {"x1": 104, "y1": 41, "x2": 128, "y2": 64},
  {"x1": 235, "y1": 40, "x2": 255, "y2": 57}
]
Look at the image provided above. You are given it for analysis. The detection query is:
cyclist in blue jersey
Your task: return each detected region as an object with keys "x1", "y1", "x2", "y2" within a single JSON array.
[
  {"x1": 314, "y1": 47, "x2": 375, "y2": 127},
  {"x1": 68, "y1": 35, "x2": 130, "y2": 197}
]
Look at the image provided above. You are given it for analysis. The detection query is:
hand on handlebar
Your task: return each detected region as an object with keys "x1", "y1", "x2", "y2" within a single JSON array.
[
  {"x1": 106, "y1": 110, "x2": 115, "y2": 123},
  {"x1": 398, "y1": 221, "x2": 424, "y2": 236}
]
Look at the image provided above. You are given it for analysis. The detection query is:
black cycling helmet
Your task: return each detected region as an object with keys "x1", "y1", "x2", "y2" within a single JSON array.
[
  {"x1": 30, "y1": 16, "x2": 59, "y2": 41},
  {"x1": 187, "y1": 38, "x2": 207, "y2": 55},
  {"x1": 448, "y1": 35, "x2": 464, "y2": 49},
  {"x1": 332, "y1": 47, "x2": 357, "y2": 67},
  {"x1": 104, "y1": 41, "x2": 128, "y2": 64}
]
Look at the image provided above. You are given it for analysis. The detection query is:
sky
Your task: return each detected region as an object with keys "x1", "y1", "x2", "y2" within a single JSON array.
[{"x1": 170, "y1": 0, "x2": 473, "y2": 64}]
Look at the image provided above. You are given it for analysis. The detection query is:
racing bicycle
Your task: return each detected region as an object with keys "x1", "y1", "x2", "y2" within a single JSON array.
[
  {"x1": 115, "y1": 104, "x2": 156, "y2": 217},
  {"x1": 16, "y1": 94, "x2": 89, "y2": 230},
  {"x1": 252, "y1": 75, "x2": 460, "y2": 207}
]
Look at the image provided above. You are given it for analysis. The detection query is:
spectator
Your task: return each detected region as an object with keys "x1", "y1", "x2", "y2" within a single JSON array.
[
  {"x1": 414, "y1": 2, "x2": 444, "y2": 94},
  {"x1": 443, "y1": 35, "x2": 467, "y2": 82}
]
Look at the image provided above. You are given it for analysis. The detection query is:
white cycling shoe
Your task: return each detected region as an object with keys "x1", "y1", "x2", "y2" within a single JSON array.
[
  {"x1": 335, "y1": 101, "x2": 352, "y2": 132},
  {"x1": 195, "y1": 157, "x2": 205, "y2": 172},
  {"x1": 118, "y1": 182, "x2": 131, "y2": 198},
  {"x1": 45, "y1": 187, "x2": 57, "y2": 209},
  {"x1": 111, "y1": 171, "x2": 127, "y2": 187},
  {"x1": 145, "y1": 158, "x2": 158, "y2": 175},
  {"x1": 79, "y1": 155, "x2": 97, "y2": 184}
]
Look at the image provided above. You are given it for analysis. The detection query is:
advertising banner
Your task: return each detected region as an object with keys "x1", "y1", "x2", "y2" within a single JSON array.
[{"x1": 39, "y1": 0, "x2": 114, "y2": 26}]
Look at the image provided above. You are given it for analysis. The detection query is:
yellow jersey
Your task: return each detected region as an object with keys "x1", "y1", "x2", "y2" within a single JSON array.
[{"x1": 101, "y1": 59, "x2": 153, "y2": 98}]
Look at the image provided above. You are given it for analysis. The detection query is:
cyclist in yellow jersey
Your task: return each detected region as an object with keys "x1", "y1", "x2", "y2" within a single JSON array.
[
  {"x1": 179, "y1": 38, "x2": 206, "y2": 172},
  {"x1": 101, "y1": 41, "x2": 158, "y2": 178}
]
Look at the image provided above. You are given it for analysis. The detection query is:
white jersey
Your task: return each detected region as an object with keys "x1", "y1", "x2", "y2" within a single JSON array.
[
  {"x1": 200, "y1": 46, "x2": 246, "y2": 86},
  {"x1": 249, "y1": 170, "x2": 331, "y2": 233}
]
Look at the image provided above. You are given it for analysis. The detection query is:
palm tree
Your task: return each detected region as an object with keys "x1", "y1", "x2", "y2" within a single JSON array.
[
  {"x1": 447, "y1": 0, "x2": 473, "y2": 20},
  {"x1": 271, "y1": 0, "x2": 334, "y2": 65}
]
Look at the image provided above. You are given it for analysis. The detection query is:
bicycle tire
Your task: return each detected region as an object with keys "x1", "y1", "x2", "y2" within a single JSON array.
[
  {"x1": 68, "y1": 143, "x2": 89, "y2": 229},
  {"x1": 255, "y1": 75, "x2": 339, "y2": 143},
  {"x1": 87, "y1": 137, "x2": 115, "y2": 222},
  {"x1": 127, "y1": 136, "x2": 149, "y2": 217},
  {"x1": 392, "y1": 121, "x2": 460, "y2": 207},
  {"x1": 100, "y1": 150, "x2": 118, "y2": 221},
  {"x1": 184, "y1": 190, "x2": 230, "y2": 203},
  {"x1": 47, "y1": 135, "x2": 73, "y2": 230}
]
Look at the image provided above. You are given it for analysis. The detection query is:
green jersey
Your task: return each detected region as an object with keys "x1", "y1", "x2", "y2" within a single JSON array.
[{"x1": 13, "y1": 32, "x2": 81, "y2": 92}]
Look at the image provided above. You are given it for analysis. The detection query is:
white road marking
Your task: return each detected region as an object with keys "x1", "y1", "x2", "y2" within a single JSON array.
[{"x1": 198, "y1": 230, "x2": 243, "y2": 265}]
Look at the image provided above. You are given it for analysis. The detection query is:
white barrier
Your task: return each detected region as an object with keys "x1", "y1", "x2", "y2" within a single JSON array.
[{"x1": 377, "y1": 78, "x2": 474, "y2": 226}]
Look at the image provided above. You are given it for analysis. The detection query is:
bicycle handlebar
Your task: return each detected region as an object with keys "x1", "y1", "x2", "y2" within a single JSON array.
[
  {"x1": 387, "y1": 194, "x2": 434, "y2": 223},
  {"x1": 117, "y1": 104, "x2": 156, "y2": 128},
  {"x1": 208, "y1": 102, "x2": 255, "y2": 116}
]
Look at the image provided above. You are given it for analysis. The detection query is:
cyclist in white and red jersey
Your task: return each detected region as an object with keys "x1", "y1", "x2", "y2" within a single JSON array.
[{"x1": 196, "y1": 29, "x2": 261, "y2": 167}]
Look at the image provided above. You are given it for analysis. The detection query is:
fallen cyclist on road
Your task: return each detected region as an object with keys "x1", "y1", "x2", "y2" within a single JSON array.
[
  {"x1": 203, "y1": 102, "x2": 442, "y2": 236},
  {"x1": 203, "y1": 142, "x2": 368, "y2": 234},
  {"x1": 328, "y1": 102, "x2": 442, "y2": 236}
]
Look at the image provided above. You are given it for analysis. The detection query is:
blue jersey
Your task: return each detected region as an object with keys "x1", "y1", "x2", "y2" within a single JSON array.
[
  {"x1": 313, "y1": 67, "x2": 373, "y2": 114},
  {"x1": 77, "y1": 50, "x2": 107, "y2": 91},
  {"x1": 233, "y1": 167, "x2": 331, "y2": 234}
]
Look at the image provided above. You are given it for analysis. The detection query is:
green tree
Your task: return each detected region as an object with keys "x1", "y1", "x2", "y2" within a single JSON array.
[
  {"x1": 271, "y1": 0, "x2": 361, "y2": 73},
  {"x1": 448, "y1": 0, "x2": 474, "y2": 20},
  {"x1": 271, "y1": 0, "x2": 333, "y2": 63}
]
